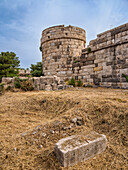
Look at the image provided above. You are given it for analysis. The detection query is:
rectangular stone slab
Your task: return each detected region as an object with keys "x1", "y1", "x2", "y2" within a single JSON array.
[{"x1": 54, "y1": 131, "x2": 107, "y2": 167}]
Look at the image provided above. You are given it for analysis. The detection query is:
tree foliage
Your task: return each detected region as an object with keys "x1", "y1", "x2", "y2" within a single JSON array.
[
  {"x1": 30, "y1": 62, "x2": 44, "y2": 77},
  {"x1": 0, "y1": 52, "x2": 20, "y2": 82}
]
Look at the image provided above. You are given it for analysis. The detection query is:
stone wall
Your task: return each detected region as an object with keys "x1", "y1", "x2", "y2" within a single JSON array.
[
  {"x1": 41, "y1": 23, "x2": 128, "y2": 89},
  {"x1": 41, "y1": 25, "x2": 86, "y2": 79},
  {"x1": 2, "y1": 76, "x2": 72, "y2": 91},
  {"x1": 72, "y1": 23, "x2": 128, "y2": 88}
]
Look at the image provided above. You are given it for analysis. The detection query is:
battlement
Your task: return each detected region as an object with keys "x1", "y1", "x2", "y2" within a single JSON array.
[{"x1": 41, "y1": 25, "x2": 86, "y2": 45}]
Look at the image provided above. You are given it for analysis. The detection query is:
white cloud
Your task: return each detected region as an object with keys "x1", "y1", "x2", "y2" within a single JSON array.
[{"x1": 0, "y1": 0, "x2": 128, "y2": 68}]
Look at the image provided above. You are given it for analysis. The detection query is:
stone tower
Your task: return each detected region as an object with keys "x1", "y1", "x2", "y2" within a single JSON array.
[{"x1": 41, "y1": 25, "x2": 86, "y2": 79}]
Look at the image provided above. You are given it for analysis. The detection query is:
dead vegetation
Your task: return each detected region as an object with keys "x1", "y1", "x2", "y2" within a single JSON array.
[{"x1": 0, "y1": 88, "x2": 128, "y2": 169}]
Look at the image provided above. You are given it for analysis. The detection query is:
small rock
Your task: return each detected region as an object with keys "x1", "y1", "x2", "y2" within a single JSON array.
[
  {"x1": 42, "y1": 99, "x2": 46, "y2": 103},
  {"x1": 39, "y1": 145, "x2": 43, "y2": 148},
  {"x1": 102, "y1": 119, "x2": 106, "y2": 124},
  {"x1": 76, "y1": 121, "x2": 82, "y2": 126},
  {"x1": 62, "y1": 133, "x2": 66, "y2": 136},
  {"x1": 71, "y1": 118, "x2": 77, "y2": 123},
  {"x1": 76, "y1": 116, "x2": 83, "y2": 121},
  {"x1": 68, "y1": 125, "x2": 72, "y2": 129},
  {"x1": 62, "y1": 127, "x2": 68, "y2": 130},
  {"x1": 42, "y1": 133, "x2": 46, "y2": 137},
  {"x1": 50, "y1": 130, "x2": 55, "y2": 134},
  {"x1": 35, "y1": 125, "x2": 41, "y2": 130},
  {"x1": 14, "y1": 148, "x2": 17, "y2": 151},
  {"x1": 21, "y1": 132, "x2": 27, "y2": 137},
  {"x1": 76, "y1": 102, "x2": 80, "y2": 104},
  {"x1": 53, "y1": 120, "x2": 62, "y2": 127},
  {"x1": 32, "y1": 131, "x2": 37, "y2": 135}
]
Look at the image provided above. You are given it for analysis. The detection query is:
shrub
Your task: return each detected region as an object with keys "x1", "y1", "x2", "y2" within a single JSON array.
[
  {"x1": 122, "y1": 74, "x2": 128, "y2": 82},
  {"x1": 87, "y1": 47, "x2": 91, "y2": 53},
  {"x1": 74, "y1": 60, "x2": 79, "y2": 63},
  {"x1": 14, "y1": 78, "x2": 34, "y2": 91},
  {"x1": 14, "y1": 78, "x2": 21, "y2": 88},
  {"x1": 0, "y1": 83, "x2": 4, "y2": 94},
  {"x1": 68, "y1": 78, "x2": 76, "y2": 87},
  {"x1": 6, "y1": 85, "x2": 12, "y2": 91},
  {"x1": 77, "y1": 79, "x2": 83, "y2": 87}
]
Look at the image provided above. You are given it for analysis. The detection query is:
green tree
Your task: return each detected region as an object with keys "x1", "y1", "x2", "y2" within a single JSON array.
[
  {"x1": 30, "y1": 62, "x2": 44, "y2": 77},
  {"x1": 0, "y1": 52, "x2": 20, "y2": 82}
]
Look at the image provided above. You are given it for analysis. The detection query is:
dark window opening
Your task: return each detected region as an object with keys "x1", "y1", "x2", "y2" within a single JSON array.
[
  {"x1": 65, "y1": 33, "x2": 68, "y2": 35},
  {"x1": 48, "y1": 36, "x2": 50, "y2": 38}
]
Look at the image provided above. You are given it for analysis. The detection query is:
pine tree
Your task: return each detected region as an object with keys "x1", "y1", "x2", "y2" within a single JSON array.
[{"x1": 0, "y1": 52, "x2": 20, "y2": 82}]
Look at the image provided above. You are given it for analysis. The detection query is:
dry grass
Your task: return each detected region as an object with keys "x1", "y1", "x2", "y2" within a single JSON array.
[{"x1": 0, "y1": 87, "x2": 128, "y2": 169}]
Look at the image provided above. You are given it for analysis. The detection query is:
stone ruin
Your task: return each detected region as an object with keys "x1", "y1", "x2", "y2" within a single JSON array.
[
  {"x1": 40, "y1": 23, "x2": 128, "y2": 89},
  {"x1": 2, "y1": 76, "x2": 72, "y2": 91},
  {"x1": 54, "y1": 131, "x2": 107, "y2": 167},
  {"x1": 2, "y1": 23, "x2": 128, "y2": 89}
]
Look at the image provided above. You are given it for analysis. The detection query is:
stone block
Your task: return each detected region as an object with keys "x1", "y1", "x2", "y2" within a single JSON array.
[
  {"x1": 94, "y1": 66, "x2": 103, "y2": 71},
  {"x1": 39, "y1": 84, "x2": 45, "y2": 90},
  {"x1": 45, "y1": 85, "x2": 52, "y2": 91},
  {"x1": 54, "y1": 131, "x2": 107, "y2": 167}
]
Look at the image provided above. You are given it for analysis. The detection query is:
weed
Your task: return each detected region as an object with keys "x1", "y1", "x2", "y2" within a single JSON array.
[{"x1": 68, "y1": 78, "x2": 76, "y2": 87}]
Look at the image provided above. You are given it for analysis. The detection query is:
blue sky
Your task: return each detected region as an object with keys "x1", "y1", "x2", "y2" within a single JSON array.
[{"x1": 0, "y1": 0, "x2": 128, "y2": 68}]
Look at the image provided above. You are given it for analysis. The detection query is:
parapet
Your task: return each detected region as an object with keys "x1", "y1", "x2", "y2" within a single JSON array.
[{"x1": 41, "y1": 25, "x2": 86, "y2": 45}]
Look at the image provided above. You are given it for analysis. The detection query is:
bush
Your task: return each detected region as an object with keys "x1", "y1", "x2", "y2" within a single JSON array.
[
  {"x1": 68, "y1": 78, "x2": 76, "y2": 87},
  {"x1": 14, "y1": 78, "x2": 34, "y2": 91},
  {"x1": 0, "y1": 83, "x2": 4, "y2": 94},
  {"x1": 122, "y1": 74, "x2": 128, "y2": 82},
  {"x1": 77, "y1": 79, "x2": 83, "y2": 87},
  {"x1": 14, "y1": 79, "x2": 21, "y2": 88},
  {"x1": 6, "y1": 85, "x2": 12, "y2": 91},
  {"x1": 31, "y1": 70, "x2": 43, "y2": 77},
  {"x1": 87, "y1": 48, "x2": 91, "y2": 53}
]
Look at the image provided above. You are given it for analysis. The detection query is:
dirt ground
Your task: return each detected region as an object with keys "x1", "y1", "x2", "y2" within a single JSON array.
[{"x1": 0, "y1": 87, "x2": 128, "y2": 170}]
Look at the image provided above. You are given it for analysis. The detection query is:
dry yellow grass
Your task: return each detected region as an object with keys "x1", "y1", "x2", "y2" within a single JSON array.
[{"x1": 0, "y1": 87, "x2": 128, "y2": 169}]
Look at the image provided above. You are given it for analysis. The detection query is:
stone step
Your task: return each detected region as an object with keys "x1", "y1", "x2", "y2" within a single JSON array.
[{"x1": 54, "y1": 131, "x2": 107, "y2": 167}]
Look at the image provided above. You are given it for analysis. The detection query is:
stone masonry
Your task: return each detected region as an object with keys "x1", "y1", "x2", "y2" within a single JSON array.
[
  {"x1": 41, "y1": 25, "x2": 86, "y2": 79},
  {"x1": 54, "y1": 131, "x2": 107, "y2": 167},
  {"x1": 2, "y1": 76, "x2": 72, "y2": 91},
  {"x1": 41, "y1": 23, "x2": 128, "y2": 89}
]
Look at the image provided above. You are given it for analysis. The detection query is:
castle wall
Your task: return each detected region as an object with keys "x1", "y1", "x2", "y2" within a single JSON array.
[
  {"x1": 41, "y1": 23, "x2": 128, "y2": 89},
  {"x1": 41, "y1": 25, "x2": 86, "y2": 79},
  {"x1": 73, "y1": 23, "x2": 128, "y2": 88}
]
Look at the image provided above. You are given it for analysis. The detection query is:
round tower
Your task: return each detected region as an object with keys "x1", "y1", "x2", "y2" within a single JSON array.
[{"x1": 40, "y1": 25, "x2": 86, "y2": 79}]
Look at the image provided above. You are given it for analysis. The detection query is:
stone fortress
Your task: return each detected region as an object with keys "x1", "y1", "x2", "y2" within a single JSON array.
[{"x1": 40, "y1": 23, "x2": 128, "y2": 89}]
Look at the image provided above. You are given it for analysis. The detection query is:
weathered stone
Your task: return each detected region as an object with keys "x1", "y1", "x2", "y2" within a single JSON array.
[
  {"x1": 54, "y1": 131, "x2": 107, "y2": 167},
  {"x1": 45, "y1": 85, "x2": 52, "y2": 91},
  {"x1": 94, "y1": 66, "x2": 103, "y2": 71}
]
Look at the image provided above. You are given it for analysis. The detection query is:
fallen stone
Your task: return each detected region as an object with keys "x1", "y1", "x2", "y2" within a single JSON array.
[
  {"x1": 35, "y1": 125, "x2": 41, "y2": 130},
  {"x1": 32, "y1": 131, "x2": 37, "y2": 135},
  {"x1": 42, "y1": 133, "x2": 46, "y2": 137},
  {"x1": 14, "y1": 148, "x2": 17, "y2": 151},
  {"x1": 39, "y1": 145, "x2": 43, "y2": 148},
  {"x1": 76, "y1": 120, "x2": 82, "y2": 126},
  {"x1": 50, "y1": 130, "x2": 55, "y2": 134},
  {"x1": 76, "y1": 116, "x2": 83, "y2": 121},
  {"x1": 21, "y1": 132, "x2": 27, "y2": 137},
  {"x1": 71, "y1": 118, "x2": 77, "y2": 123},
  {"x1": 54, "y1": 131, "x2": 107, "y2": 167}
]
